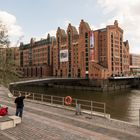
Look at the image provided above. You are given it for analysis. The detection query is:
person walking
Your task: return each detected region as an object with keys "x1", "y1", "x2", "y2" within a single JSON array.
[{"x1": 15, "y1": 92, "x2": 30, "y2": 118}]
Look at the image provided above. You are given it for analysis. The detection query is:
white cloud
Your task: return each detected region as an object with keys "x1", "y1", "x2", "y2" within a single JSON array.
[
  {"x1": 0, "y1": 11, "x2": 24, "y2": 46},
  {"x1": 30, "y1": 30, "x2": 56, "y2": 43},
  {"x1": 46, "y1": 29, "x2": 56, "y2": 37},
  {"x1": 97, "y1": 0, "x2": 140, "y2": 54},
  {"x1": 64, "y1": 19, "x2": 71, "y2": 28}
]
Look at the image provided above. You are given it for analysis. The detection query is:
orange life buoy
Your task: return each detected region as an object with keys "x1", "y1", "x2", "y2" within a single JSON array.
[{"x1": 64, "y1": 96, "x2": 72, "y2": 105}]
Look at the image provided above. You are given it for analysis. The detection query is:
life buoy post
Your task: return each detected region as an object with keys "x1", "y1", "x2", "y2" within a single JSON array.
[
  {"x1": 75, "y1": 103, "x2": 81, "y2": 115},
  {"x1": 64, "y1": 96, "x2": 72, "y2": 106}
]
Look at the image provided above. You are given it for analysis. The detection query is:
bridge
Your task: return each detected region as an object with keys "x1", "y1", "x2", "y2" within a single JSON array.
[
  {"x1": 10, "y1": 76, "x2": 140, "y2": 85},
  {"x1": 9, "y1": 77, "x2": 87, "y2": 86}
]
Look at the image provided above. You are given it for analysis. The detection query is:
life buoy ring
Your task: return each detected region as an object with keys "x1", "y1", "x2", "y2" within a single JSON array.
[{"x1": 64, "y1": 96, "x2": 72, "y2": 105}]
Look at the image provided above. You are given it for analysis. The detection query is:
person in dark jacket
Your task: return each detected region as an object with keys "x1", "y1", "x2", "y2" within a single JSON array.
[{"x1": 15, "y1": 92, "x2": 30, "y2": 118}]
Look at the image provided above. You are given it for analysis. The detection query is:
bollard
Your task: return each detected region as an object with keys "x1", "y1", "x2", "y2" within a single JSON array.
[{"x1": 75, "y1": 103, "x2": 81, "y2": 115}]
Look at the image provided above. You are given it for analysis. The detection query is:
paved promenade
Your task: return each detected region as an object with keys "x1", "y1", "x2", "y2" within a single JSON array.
[{"x1": 0, "y1": 85, "x2": 140, "y2": 140}]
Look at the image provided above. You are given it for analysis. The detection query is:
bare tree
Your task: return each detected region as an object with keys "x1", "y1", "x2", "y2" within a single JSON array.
[{"x1": 0, "y1": 21, "x2": 19, "y2": 87}]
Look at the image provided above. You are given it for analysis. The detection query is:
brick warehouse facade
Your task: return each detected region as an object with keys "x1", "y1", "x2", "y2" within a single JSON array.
[
  {"x1": 19, "y1": 20, "x2": 130, "y2": 79},
  {"x1": 129, "y1": 53, "x2": 140, "y2": 75},
  {"x1": 20, "y1": 34, "x2": 54, "y2": 78},
  {"x1": 0, "y1": 47, "x2": 20, "y2": 67},
  {"x1": 93, "y1": 20, "x2": 129, "y2": 78}
]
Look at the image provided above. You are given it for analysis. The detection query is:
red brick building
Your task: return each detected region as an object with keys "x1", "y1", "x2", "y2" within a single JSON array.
[
  {"x1": 129, "y1": 53, "x2": 140, "y2": 75},
  {"x1": 20, "y1": 34, "x2": 53, "y2": 78},
  {"x1": 0, "y1": 47, "x2": 20, "y2": 67},
  {"x1": 93, "y1": 20, "x2": 129, "y2": 78},
  {"x1": 53, "y1": 20, "x2": 129, "y2": 79},
  {"x1": 20, "y1": 20, "x2": 130, "y2": 79}
]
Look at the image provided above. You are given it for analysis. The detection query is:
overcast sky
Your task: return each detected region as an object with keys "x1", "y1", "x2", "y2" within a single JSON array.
[{"x1": 0, "y1": 0, "x2": 139, "y2": 54}]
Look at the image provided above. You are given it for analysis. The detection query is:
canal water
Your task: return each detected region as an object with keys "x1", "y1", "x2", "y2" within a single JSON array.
[{"x1": 15, "y1": 85, "x2": 140, "y2": 125}]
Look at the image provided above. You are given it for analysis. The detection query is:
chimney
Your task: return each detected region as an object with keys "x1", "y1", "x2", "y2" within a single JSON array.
[{"x1": 114, "y1": 20, "x2": 118, "y2": 27}]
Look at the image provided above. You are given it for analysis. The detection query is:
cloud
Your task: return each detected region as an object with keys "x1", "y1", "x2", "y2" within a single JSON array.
[
  {"x1": 64, "y1": 20, "x2": 71, "y2": 28},
  {"x1": 0, "y1": 11, "x2": 24, "y2": 46},
  {"x1": 46, "y1": 29, "x2": 56, "y2": 37},
  {"x1": 97, "y1": 0, "x2": 140, "y2": 54},
  {"x1": 30, "y1": 30, "x2": 56, "y2": 43}
]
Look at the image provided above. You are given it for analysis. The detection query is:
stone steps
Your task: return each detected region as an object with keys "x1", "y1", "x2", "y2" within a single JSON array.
[{"x1": 0, "y1": 115, "x2": 21, "y2": 130}]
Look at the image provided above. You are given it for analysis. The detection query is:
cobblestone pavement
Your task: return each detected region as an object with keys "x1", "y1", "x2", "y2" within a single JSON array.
[{"x1": 0, "y1": 85, "x2": 140, "y2": 140}]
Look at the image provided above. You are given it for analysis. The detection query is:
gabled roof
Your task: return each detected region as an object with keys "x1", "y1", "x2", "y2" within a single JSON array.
[
  {"x1": 71, "y1": 26, "x2": 78, "y2": 35},
  {"x1": 84, "y1": 21, "x2": 91, "y2": 30},
  {"x1": 80, "y1": 19, "x2": 91, "y2": 30},
  {"x1": 123, "y1": 40, "x2": 129, "y2": 48},
  {"x1": 60, "y1": 29, "x2": 66, "y2": 37},
  {"x1": 57, "y1": 27, "x2": 66, "y2": 37}
]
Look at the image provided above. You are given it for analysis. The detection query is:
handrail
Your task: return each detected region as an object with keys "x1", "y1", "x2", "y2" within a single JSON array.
[
  {"x1": 72, "y1": 98, "x2": 105, "y2": 105},
  {"x1": 12, "y1": 90, "x2": 107, "y2": 117}
]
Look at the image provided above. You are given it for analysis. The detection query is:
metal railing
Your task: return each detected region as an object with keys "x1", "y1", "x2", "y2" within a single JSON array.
[{"x1": 12, "y1": 90, "x2": 107, "y2": 117}]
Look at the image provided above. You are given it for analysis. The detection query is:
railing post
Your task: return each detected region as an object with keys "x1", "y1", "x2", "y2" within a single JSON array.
[
  {"x1": 91, "y1": 101, "x2": 93, "y2": 117},
  {"x1": 62, "y1": 97, "x2": 64, "y2": 106},
  {"x1": 25, "y1": 92, "x2": 27, "y2": 97},
  {"x1": 33, "y1": 93, "x2": 34, "y2": 100},
  {"x1": 104, "y1": 103, "x2": 106, "y2": 117},
  {"x1": 41, "y1": 94, "x2": 43, "y2": 102},
  {"x1": 139, "y1": 109, "x2": 140, "y2": 127},
  {"x1": 75, "y1": 99, "x2": 77, "y2": 114},
  {"x1": 75, "y1": 99, "x2": 77, "y2": 106},
  {"x1": 51, "y1": 96, "x2": 53, "y2": 104},
  {"x1": 12, "y1": 90, "x2": 14, "y2": 96}
]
